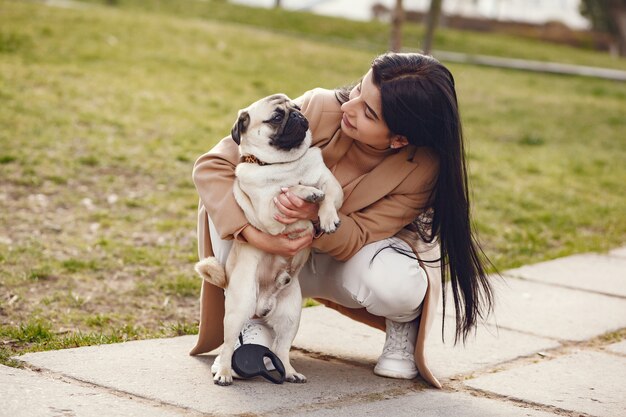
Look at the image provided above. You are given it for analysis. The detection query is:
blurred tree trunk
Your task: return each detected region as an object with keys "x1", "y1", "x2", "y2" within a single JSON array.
[
  {"x1": 607, "y1": 2, "x2": 626, "y2": 56},
  {"x1": 423, "y1": 0, "x2": 443, "y2": 55},
  {"x1": 274, "y1": 0, "x2": 281, "y2": 9},
  {"x1": 580, "y1": 0, "x2": 626, "y2": 56},
  {"x1": 390, "y1": 0, "x2": 404, "y2": 52}
]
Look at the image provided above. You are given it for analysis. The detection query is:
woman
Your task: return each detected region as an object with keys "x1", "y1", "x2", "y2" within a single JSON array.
[{"x1": 190, "y1": 52, "x2": 494, "y2": 389}]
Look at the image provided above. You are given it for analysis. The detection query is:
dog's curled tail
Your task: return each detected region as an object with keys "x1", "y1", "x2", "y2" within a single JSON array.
[{"x1": 194, "y1": 257, "x2": 227, "y2": 288}]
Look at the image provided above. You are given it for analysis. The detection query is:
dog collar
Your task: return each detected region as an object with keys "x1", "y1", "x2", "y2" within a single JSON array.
[
  {"x1": 240, "y1": 155, "x2": 269, "y2": 166},
  {"x1": 240, "y1": 151, "x2": 307, "y2": 166}
]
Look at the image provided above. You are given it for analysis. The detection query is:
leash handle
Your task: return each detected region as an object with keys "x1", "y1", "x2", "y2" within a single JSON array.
[{"x1": 231, "y1": 343, "x2": 286, "y2": 384}]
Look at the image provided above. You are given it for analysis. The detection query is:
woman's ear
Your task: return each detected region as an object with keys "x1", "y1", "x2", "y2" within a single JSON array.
[{"x1": 390, "y1": 135, "x2": 409, "y2": 149}]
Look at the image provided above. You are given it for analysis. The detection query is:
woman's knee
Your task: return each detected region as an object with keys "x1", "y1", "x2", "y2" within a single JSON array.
[
  {"x1": 207, "y1": 216, "x2": 232, "y2": 264},
  {"x1": 352, "y1": 251, "x2": 428, "y2": 321}
]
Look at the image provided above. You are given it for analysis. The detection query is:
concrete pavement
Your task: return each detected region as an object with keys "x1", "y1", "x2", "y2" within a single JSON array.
[{"x1": 6, "y1": 247, "x2": 626, "y2": 417}]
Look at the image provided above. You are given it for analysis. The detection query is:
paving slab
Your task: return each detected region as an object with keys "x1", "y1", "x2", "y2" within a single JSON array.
[
  {"x1": 290, "y1": 389, "x2": 561, "y2": 417},
  {"x1": 609, "y1": 246, "x2": 626, "y2": 258},
  {"x1": 293, "y1": 306, "x2": 383, "y2": 364},
  {"x1": 465, "y1": 350, "x2": 626, "y2": 417},
  {"x1": 506, "y1": 253, "x2": 626, "y2": 297},
  {"x1": 295, "y1": 306, "x2": 559, "y2": 379},
  {"x1": 606, "y1": 340, "x2": 626, "y2": 355},
  {"x1": 0, "y1": 364, "x2": 186, "y2": 417},
  {"x1": 442, "y1": 276, "x2": 626, "y2": 342},
  {"x1": 16, "y1": 336, "x2": 418, "y2": 416}
]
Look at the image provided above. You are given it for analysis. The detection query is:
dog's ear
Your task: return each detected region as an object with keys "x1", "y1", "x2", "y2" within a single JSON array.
[{"x1": 231, "y1": 110, "x2": 250, "y2": 145}]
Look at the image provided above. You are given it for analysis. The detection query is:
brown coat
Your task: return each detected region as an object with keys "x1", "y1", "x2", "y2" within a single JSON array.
[{"x1": 189, "y1": 88, "x2": 443, "y2": 388}]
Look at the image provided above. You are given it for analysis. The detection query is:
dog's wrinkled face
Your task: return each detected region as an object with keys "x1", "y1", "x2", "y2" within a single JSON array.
[{"x1": 231, "y1": 94, "x2": 311, "y2": 164}]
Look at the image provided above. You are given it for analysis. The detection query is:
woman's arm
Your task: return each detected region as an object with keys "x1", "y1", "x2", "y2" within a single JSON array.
[
  {"x1": 276, "y1": 189, "x2": 432, "y2": 261},
  {"x1": 313, "y1": 193, "x2": 426, "y2": 261},
  {"x1": 240, "y1": 226, "x2": 313, "y2": 257},
  {"x1": 192, "y1": 136, "x2": 249, "y2": 240}
]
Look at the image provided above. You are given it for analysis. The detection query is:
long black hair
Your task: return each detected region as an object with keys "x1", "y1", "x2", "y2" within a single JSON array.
[{"x1": 342, "y1": 52, "x2": 495, "y2": 343}]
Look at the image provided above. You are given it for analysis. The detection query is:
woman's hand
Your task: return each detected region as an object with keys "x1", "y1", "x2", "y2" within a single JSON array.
[
  {"x1": 241, "y1": 225, "x2": 313, "y2": 257},
  {"x1": 274, "y1": 187, "x2": 319, "y2": 225},
  {"x1": 241, "y1": 187, "x2": 318, "y2": 257}
]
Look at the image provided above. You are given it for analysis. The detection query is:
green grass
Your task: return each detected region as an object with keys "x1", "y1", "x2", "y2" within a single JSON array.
[
  {"x1": 0, "y1": 0, "x2": 625, "y2": 365},
  {"x1": 77, "y1": 0, "x2": 626, "y2": 71},
  {"x1": 0, "y1": 316, "x2": 198, "y2": 363}
]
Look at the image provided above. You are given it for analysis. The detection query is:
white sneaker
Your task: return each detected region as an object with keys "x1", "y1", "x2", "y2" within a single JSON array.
[
  {"x1": 374, "y1": 318, "x2": 419, "y2": 379},
  {"x1": 211, "y1": 319, "x2": 275, "y2": 377}
]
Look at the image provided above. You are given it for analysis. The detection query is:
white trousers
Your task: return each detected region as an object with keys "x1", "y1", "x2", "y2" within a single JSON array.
[{"x1": 209, "y1": 218, "x2": 427, "y2": 323}]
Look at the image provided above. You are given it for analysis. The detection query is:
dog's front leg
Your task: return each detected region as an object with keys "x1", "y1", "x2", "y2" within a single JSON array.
[
  {"x1": 316, "y1": 170, "x2": 343, "y2": 233},
  {"x1": 287, "y1": 184, "x2": 325, "y2": 204},
  {"x1": 269, "y1": 280, "x2": 306, "y2": 383},
  {"x1": 317, "y1": 199, "x2": 341, "y2": 233},
  {"x1": 215, "y1": 248, "x2": 259, "y2": 386}
]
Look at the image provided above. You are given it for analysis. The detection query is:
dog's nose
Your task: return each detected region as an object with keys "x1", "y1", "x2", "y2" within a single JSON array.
[{"x1": 290, "y1": 111, "x2": 308, "y2": 129}]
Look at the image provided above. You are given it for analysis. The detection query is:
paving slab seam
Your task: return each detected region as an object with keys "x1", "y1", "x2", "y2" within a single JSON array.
[
  {"x1": 299, "y1": 337, "x2": 581, "y2": 410},
  {"x1": 256, "y1": 385, "x2": 427, "y2": 417},
  {"x1": 437, "y1": 313, "x2": 601, "y2": 347},
  {"x1": 443, "y1": 345, "x2": 566, "y2": 385},
  {"x1": 477, "y1": 319, "x2": 626, "y2": 344},
  {"x1": 297, "y1": 324, "x2": 561, "y2": 373},
  {"x1": 599, "y1": 347, "x2": 626, "y2": 358},
  {"x1": 573, "y1": 327, "x2": 626, "y2": 350},
  {"x1": 444, "y1": 320, "x2": 566, "y2": 343},
  {"x1": 12, "y1": 348, "x2": 433, "y2": 417},
  {"x1": 448, "y1": 327, "x2": 626, "y2": 382},
  {"x1": 291, "y1": 346, "x2": 382, "y2": 370},
  {"x1": 501, "y1": 272, "x2": 626, "y2": 300},
  {"x1": 13, "y1": 360, "x2": 211, "y2": 417},
  {"x1": 247, "y1": 349, "x2": 440, "y2": 416},
  {"x1": 455, "y1": 384, "x2": 597, "y2": 417},
  {"x1": 295, "y1": 327, "x2": 626, "y2": 386},
  {"x1": 437, "y1": 328, "x2": 626, "y2": 417}
]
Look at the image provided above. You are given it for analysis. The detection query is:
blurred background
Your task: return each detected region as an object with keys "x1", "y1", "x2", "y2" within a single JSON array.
[
  {"x1": 232, "y1": 0, "x2": 625, "y2": 55},
  {"x1": 0, "y1": 0, "x2": 624, "y2": 366}
]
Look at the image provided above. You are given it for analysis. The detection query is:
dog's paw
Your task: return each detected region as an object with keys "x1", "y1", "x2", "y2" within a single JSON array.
[
  {"x1": 287, "y1": 185, "x2": 325, "y2": 203},
  {"x1": 266, "y1": 222, "x2": 287, "y2": 236},
  {"x1": 303, "y1": 190, "x2": 325, "y2": 203},
  {"x1": 285, "y1": 372, "x2": 307, "y2": 383},
  {"x1": 323, "y1": 219, "x2": 341, "y2": 234},
  {"x1": 319, "y1": 211, "x2": 341, "y2": 234},
  {"x1": 213, "y1": 369, "x2": 233, "y2": 386}
]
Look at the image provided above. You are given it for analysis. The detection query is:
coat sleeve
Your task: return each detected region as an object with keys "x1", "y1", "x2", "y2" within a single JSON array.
[
  {"x1": 192, "y1": 136, "x2": 248, "y2": 240},
  {"x1": 313, "y1": 150, "x2": 439, "y2": 261},
  {"x1": 312, "y1": 191, "x2": 431, "y2": 261}
]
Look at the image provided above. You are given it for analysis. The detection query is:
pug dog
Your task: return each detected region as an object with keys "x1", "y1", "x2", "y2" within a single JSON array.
[{"x1": 195, "y1": 94, "x2": 343, "y2": 386}]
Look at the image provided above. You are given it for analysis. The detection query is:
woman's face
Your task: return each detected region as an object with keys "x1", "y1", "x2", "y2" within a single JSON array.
[{"x1": 340, "y1": 69, "x2": 407, "y2": 150}]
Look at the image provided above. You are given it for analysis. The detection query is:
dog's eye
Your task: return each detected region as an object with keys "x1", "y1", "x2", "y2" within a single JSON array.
[{"x1": 271, "y1": 114, "x2": 283, "y2": 123}]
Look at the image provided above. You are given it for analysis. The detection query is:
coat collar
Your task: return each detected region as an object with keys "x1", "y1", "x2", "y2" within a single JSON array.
[{"x1": 320, "y1": 129, "x2": 419, "y2": 214}]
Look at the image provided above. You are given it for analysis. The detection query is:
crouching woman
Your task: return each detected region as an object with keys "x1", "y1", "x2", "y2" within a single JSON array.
[{"x1": 189, "y1": 52, "x2": 495, "y2": 388}]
